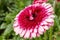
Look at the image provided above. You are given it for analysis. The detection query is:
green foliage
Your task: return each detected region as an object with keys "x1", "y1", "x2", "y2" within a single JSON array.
[{"x1": 0, "y1": 0, "x2": 60, "y2": 40}]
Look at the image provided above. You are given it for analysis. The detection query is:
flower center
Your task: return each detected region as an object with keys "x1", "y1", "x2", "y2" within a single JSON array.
[
  {"x1": 29, "y1": 16, "x2": 34, "y2": 20},
  {"x1": 29, "y1": 10, "x2": 34, "y2": 20},
  {"x1": 28, "y1": 10, "x2": 38, "y2": 21}
]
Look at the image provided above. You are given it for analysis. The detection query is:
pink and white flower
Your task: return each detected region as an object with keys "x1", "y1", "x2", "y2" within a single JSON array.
[
  {"x1": 13, "y1": 3, "x2": 55, "y2": 39},
  {"x1": 57, "y1": 0, "x2": 60, "y2": 2},
  {"x1": 33, "y1": 0, "x2": 48, "y2": 4}
]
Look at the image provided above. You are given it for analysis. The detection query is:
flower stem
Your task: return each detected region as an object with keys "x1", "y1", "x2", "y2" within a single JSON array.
[
  {"x1": 44, "y1": 32, "x2": 47, "y2": 40},
  {"x1": 49, "y1": 27, "x2": 53, "y2": 40},
  {"x1": 39, "y1": 36, "x2": 42, "y2": 40}
]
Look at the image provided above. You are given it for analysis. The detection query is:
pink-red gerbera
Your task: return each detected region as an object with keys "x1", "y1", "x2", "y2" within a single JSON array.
[
  {"x1": 57, "y1": 0, "x2": 60, "y2": 2},
  {"x1": 13, "y1": 2, "x2": 55, "y2": 39},
  {"x1": 33, "y1": 0, "x2": 48, "y2": 4}
]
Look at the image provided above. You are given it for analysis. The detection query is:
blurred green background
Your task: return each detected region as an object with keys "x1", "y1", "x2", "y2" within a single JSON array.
[{"x1": 0, "y1": 0, "x2": 60, "y2": 40}]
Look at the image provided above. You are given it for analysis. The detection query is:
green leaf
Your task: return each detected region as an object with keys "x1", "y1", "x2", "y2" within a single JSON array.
[
  {"x1": 0, "y1": 36, "x2": 3, "y2": 40},
  {"x1": 0, "y1": 36, "x2": 6, "y2": 40},
  {"x1": 0, "y1": 23, "x2": 7, "y2": 29},
  {"x1": 13, "y1": 35, "x2": 24, "y2": 40},
  {"x1": 2, "y1": 23, "x2": 13, "y2": 38},
  {"x1": 56, "y1": 33, "x2": 60, "y2": 40},
  {"x1": 54, "y1": 15, "x2": 60, "y2": 31}
]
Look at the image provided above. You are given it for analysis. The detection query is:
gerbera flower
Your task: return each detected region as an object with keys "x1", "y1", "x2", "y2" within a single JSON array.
[
  {"x1": 13, "y1": 3, "x2": 55, "y2": 39},
  {"x1": 33, "y1": 0, "x2": 48, "y2": 4},
  {"x1": 57, "y1": 0, "x2": 60, "y2": 2}
]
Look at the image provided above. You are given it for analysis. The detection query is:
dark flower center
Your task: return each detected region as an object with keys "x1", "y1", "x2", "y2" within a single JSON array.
[{"x1": 26, "y1": 12, "x2": 37, "y2": 21}]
